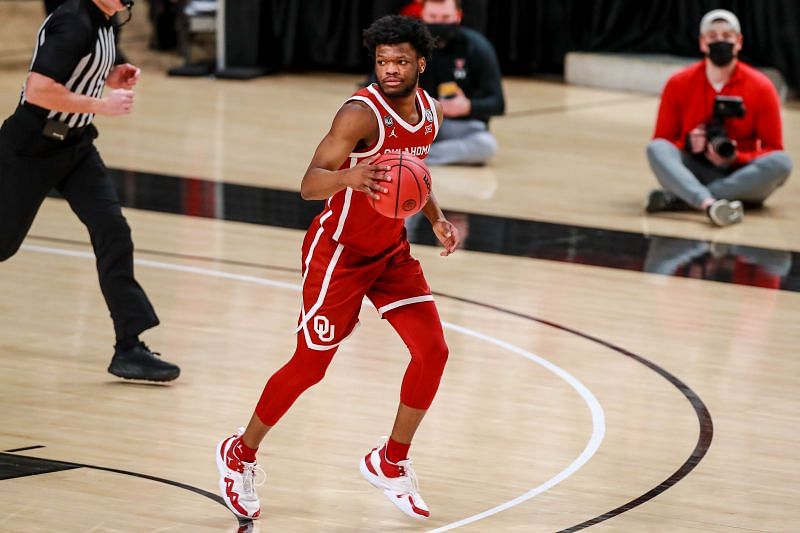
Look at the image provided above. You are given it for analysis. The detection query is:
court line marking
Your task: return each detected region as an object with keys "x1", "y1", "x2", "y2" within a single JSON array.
[{"x1": 20, "y1": 244, "x2": 606, "y2": 530}]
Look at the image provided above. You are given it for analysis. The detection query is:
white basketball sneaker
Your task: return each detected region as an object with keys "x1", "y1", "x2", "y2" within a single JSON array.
[
  {"x1": 215, "y1": 428, "x2": 263, "y2": 519},
  {"x1": 707, "y1": 199, "x2": 744, "y2": 227},
  {"x1": 359, "y1": 439, "x2": 430, "y2": 520}
]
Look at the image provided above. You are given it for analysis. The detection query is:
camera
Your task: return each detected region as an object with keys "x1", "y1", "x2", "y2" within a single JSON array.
[{"x1": 705, "y1": 95, "x2": 745, "y2": 159}]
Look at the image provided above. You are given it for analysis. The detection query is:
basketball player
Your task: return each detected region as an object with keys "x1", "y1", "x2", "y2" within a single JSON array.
[{"x1": 216, "y1": 15, "x2": 458, "y2": 521}]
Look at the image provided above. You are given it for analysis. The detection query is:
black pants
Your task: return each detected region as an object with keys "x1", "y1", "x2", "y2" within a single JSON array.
[{"x1": 0, "y1": 107, "x2": 159, "y2": 341}]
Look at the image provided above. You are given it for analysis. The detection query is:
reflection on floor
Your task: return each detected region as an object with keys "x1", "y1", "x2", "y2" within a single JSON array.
[{"x1": 48, "y1": 167, "x2": 799, "y2": 292}]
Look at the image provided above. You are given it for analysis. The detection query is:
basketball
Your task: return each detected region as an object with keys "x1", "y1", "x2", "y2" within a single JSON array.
[{"x1": 369, "y1": 152, "x2": 432, "y2": 219}]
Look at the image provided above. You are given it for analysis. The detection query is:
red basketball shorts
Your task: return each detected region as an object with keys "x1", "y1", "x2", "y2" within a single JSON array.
[{"x1": 295, "y1": 227, "x2": 433, "y2": 351}]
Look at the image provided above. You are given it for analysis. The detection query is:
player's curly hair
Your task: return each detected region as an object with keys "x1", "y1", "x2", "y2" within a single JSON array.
[{"x1": 363, "y1": 15, "x2": 435, "y2": 60}]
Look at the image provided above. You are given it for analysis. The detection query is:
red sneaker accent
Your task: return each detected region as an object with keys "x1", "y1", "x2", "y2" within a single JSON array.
[
  {"x1": 364, "y1": 452, "x2": 378, "y2": 476},
  {"x1": 224, "y1": 476, "x2": 249, "y2": 517},
  {"x1": 407, "y1": 495, "x2": 430, "y2": 517},
  {"x1": 225, "y1": 440, "x2": 244, "y2": 473}
]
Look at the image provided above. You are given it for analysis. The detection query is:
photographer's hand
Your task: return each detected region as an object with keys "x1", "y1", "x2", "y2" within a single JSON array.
[
  {"x1": 706, "y1": 139, "x2": 737, "y2": 168},
  {"x1": 688, "y1": 125, "x2": 707, "y2": 154},
  {"x1": 441, "y1": 86, "x2": 471, "y2": 118}
]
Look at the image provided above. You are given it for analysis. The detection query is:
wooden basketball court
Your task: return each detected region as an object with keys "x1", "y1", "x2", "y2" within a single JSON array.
[{"x1": 1, "y1": 4, "x2": 798, "y2": 532}]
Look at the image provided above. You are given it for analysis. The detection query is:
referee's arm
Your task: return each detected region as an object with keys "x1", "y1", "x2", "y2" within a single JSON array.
[
  {"x1": 24, "y1": 11, "x2": 132, "y2": 117},
  {"x1": 25, "y1": 73, "x2": 132, "y2": 116}
]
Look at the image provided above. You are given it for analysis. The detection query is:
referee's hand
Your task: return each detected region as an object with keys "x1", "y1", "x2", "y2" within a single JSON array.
[
  {"x1": 107, "y1": 64, "x2": 141, "y2": 90},
  {"x1": 98, "y1": 89, "x2": 134, "y2": 116}
]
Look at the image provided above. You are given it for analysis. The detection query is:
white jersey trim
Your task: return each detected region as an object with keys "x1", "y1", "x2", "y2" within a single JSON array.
[
  {"x1": 331, "y1": 156, "x2": 358, "y2": 243},
  {"x1": 367, "y1": 84, "x2": 427, "y2": 133},
  {"x1": 297, "y1": 242, "x2": 344, "y2": 332},
  {"x1": 424, "y1": 91, "x2": 440, "y2": 139},
  {"x1": 332, "y1": 186, "x2": 353, "y2": 242},
  {"x1": 302, "y1": 319, "x2": 360, "y2": 351},
  {"x1": 293, "y1": 223, "x2": 359, "y2": 351},
  {"x1": 347, "y1": 95, "x2": 385, "y2": 159},
  {"x1": 319, "y1": 209, "x2": 333, "y2": 225},
  {"x1": 376, "y1": 295, "x2": 435, "y2": 317}
]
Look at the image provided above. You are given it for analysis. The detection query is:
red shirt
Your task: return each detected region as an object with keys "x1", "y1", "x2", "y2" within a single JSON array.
[
  {"x1": 312, "y1": 84, "x2": 439, "y2": 257},
  {"x1": 653, "y1": 60, "x2": 783, "y2": 166},
  {"x1": 400, "y1": 1, "x2": 423, "y2": 18}
]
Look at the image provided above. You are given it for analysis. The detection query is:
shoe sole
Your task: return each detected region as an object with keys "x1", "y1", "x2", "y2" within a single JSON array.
[
  {"x1": 107, "y1": 369, "x2": 180, "y2": 382},
  {"x1": 359, "y1": 456, "x2": 428, "y2": 520},
  {"x1": 107, "y1": 365, "x2": 180, "y2": 382},
  {"x1": 215, "y1": 437, "x2": 259, "y2": 520}
]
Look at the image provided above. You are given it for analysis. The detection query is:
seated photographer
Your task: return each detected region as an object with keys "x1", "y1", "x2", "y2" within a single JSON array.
[
  {"x1": 419, "y1": 0, "x2": 505, "y2": 165},
  {"x1": 645, "y1": 9, "x2": 792, "y2": 226}
]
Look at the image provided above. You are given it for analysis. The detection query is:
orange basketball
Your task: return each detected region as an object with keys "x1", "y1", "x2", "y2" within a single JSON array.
[{"x1": 370, "y1": 152, "x2": 432, "y2": 219}]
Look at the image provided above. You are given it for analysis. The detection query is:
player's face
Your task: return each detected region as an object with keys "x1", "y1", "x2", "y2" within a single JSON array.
[{"x1": 374, "y1": 44, "x2": 425, "y2": 98}]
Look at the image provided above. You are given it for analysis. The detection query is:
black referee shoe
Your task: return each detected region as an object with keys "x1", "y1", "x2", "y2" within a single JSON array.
[{"x1": 108, "y1": 342, "x2": 180, "y2": 382}]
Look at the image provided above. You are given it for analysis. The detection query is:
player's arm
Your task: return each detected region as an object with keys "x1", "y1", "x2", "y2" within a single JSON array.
[
  {"x1": 300, "y1": 101, "x2": 392, "y2": 201},
  {"x1": 422, "y1": 99, "x2": 460, "y2": 257},
  {"x1": 421, "y1": 190, "x2": 459, "y2": 257},
  {"x1": 25, "y1": 73, "x2": 133, "y2": 116},
  {"x1": 433, "y1": 98, "x2": 444, "y2": 132}
]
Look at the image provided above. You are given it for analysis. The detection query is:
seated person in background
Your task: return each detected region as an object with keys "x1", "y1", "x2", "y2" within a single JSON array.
[
  {"x1": 644, "y1": 236, "x2": 791, "y2": 290},
  {"x1": 645, "y1": 9, "x2": 792, "y2": 227},
  {"x1": 420, "y1": 0, "x2": 504, "y2": 165}
]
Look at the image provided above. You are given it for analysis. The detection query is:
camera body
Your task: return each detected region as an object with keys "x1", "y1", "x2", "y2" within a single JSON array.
[{"x1": 705, "y1": 95, "x2": 746, "y2": 159}]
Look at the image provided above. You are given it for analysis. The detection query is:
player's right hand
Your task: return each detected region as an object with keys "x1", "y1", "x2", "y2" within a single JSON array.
[
  {"x1": 339, "y1": 155, "x2": 392, "y2": 200},
  {"x1": 98, "y1": 89, "x2": 134, "y2": 116}
]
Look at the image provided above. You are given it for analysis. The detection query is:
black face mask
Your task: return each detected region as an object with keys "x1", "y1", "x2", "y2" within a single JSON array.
[
  {"x1": 427, "y1": 24, "x2": 459, "y2": 45},
  {"x1": 707, "y1": 41, "x2": 736, "y2": 67}
]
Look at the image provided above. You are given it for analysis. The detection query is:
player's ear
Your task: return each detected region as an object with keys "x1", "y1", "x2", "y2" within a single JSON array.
[{"x1": 419, "y1": 57, "x2": 426, "y2": 74}]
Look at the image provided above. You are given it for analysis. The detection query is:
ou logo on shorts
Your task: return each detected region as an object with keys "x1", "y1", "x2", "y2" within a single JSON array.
[{"x1": 313, "y1": 315, "x2": 336, "y2": 342}]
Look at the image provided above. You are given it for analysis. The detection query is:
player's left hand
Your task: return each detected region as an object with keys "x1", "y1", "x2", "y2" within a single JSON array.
[
  {"x1": 107, "y1": 64, "x2": 141, "y2": 90},
  {"x1": 441, "y1": 87, "x2": 471, "y2": 118},
  {"x1": 432, "y1": 218, "x2": 460, "y2": 257},
  {"x1": 705, "y1": 139, "x2": 737, "y2": 168}
]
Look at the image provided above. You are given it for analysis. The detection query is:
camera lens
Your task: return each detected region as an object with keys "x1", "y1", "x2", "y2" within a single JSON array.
[{"x1": 711, "y1": 137, "x2": 736, "y2": 159}]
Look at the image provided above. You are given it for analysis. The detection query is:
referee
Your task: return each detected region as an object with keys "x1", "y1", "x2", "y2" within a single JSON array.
[{"x1": 0, "y1": 0, "x2": 180, "y2": 382}]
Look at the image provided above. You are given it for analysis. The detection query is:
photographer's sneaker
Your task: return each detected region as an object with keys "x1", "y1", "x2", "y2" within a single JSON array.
[
  {"x1": 645, "y1": 189, "x2": 690, "y2": 213},
  {"x1": 359, "y1": 439, "x2": 430, "y2": 520},
  {"x1": 215, "y1": 428, "x2": 263, "y2": 520},
  {"x1": 707, "y1": 199, "x2": 744, "y2": 227},
  {"x1": 107, "y1": 342, "x2": 180, "y2": 382}
]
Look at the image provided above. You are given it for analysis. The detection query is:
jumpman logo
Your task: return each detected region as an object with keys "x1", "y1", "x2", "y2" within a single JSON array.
[{"x1": 389, "y1": 128, "x2": 398, "y2": 138}]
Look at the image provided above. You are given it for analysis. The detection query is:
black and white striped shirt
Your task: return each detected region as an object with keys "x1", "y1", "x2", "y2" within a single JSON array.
[{"x1": 20, "y1": 0, "x2": 115, "y2": 128}]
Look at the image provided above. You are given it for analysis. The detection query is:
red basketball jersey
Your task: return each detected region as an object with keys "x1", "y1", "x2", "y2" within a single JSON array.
[{"x1": 311, "y1": 83, "x2": 439, "y2": 257}]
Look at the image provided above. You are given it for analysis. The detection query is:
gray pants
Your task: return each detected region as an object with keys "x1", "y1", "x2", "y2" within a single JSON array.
[
  {"x1": 427, "y1": 118, "x2": 498, "y2": 165},
  {"x1": 646, "y1": 138, "x2": 792, "y2": 209}
]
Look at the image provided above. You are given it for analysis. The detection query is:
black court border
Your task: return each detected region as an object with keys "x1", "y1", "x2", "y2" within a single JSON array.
[{"x1": 17, "y1": 235, "x2": 714, "y2": 530}]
